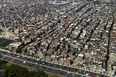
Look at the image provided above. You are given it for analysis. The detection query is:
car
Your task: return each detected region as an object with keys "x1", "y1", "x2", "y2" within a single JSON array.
[
  {"x1": 42, "y1": 63, "x2": 44, "y2": 64},
  {"x1": 67, "y1": 72, "x2": 70, "y2": 73},
  {"x1": 48, "y1": 64, "x2": 51, "y2": 66},
  {"x1": 91, "y1": 75, "x2": 94, "y2": 77},
  {"x1": 36, "y1": 62, "x2": 38, "y2": 64},
  {"x1": 16, "y1": 56, "x2": 20, "y2": 58},
  {"x1": 43, "y1": 67, "x2": 47, "y2": 69},
  {"x1": 96, "y1": 75, "x2": 100, "y2": 77},
  {"x1": 60, "y1": 72, "x2": 63, "y2": 74},
  {"x1": 59, "y1": 68, "x2": 62, "y2": 70},
  {"x1": 85, "y1": 73, "x2": 89, "y2": 76},
  {"x1": 76, "y1": 71, "x2": 78, "y2": 74},
  {"x1": 23, "y1": 61, "x2": 26, "y2": 63},
  {"x1": 72, "y1": 74, "x2": 74, "y2": 76},
  {"x1": 37, "y1": 58, "x2": 39, "y2": 61},
  {"x1": 39, "y1": 64, "x2": 42, "y2": 66},
  {"x1": 29, "y1": 64, "x2": 32, "y2": 66},
  {"x1": 40, "y1": 67, "x2": 42, "y2": 69},
  {"x1": 71, "y1": 69, "x2": 74, "y2": 71}
]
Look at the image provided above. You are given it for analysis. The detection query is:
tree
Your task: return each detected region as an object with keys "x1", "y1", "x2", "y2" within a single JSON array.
[
  {"x1": 3, "y1": 64, "x2": 28, "y2": 77},
  {"x1": 28, "y1": 70, "x2": 48, "y2": 77},
  {"x1": 36, "y1": 70, "x2": 48, "y2": 77},
  {"x1": 3, "y1": 64, "x2": 48, "y2": 77},
  {"x1": 0, "y1": 29, "x2": 3, "y2": 33},
  {"x1": 1, "y1": 63, "x2": 8, "y2": 70},
  {"x1": 93, "y1": 1, "x2": 100, "y2": 4},
  {"x1": 57, "y1": 19, "x2": 61, "y2": 23}
]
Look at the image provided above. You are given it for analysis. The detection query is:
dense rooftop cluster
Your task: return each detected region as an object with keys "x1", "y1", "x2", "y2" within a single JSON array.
[{"x1": 0, "y1": 0, "x2": 115, "y2": 73}]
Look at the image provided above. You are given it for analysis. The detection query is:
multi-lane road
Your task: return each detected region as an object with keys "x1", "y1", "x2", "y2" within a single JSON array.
[{"x1": 0, "y1": 49, "x2": 111, "y2": 77}]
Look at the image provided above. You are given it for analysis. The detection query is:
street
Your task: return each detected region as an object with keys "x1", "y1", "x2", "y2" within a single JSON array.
[{"x1": 0, "y1": 50, "x2": 111, "y2": 77}]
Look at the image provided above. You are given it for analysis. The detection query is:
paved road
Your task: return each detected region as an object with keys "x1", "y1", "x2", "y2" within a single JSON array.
[{"x1": 0, "y1": 49, "x2": 111, "y2": 77}]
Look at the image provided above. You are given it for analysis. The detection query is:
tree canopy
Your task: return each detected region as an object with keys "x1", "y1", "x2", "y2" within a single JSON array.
[{"x1": 2, "y1": 64, "x2": 48, "y2": 77}]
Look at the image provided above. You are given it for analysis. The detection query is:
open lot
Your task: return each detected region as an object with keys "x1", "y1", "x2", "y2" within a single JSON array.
[{"x1": 0, "y1": 38, "x2": 14, "y2": 47}]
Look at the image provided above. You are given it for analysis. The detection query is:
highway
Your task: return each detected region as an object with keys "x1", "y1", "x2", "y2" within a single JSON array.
[{"x1": 0, "y1": 49, "x2": 111, "y2": 77}]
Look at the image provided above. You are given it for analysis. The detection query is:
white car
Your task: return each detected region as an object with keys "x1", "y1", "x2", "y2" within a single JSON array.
[
  {"x1": 16, "y1": 55, "x2": 20, "y2": 57},
  {"x1": 85, "y1": 73, "x2": 89, "y2": 76},
  {"x1": 67, "y1": 72, "x2": 70, "y2": 74},
  {"x1": 23, "y1": 61, "x2": 26, "y2": 63}
]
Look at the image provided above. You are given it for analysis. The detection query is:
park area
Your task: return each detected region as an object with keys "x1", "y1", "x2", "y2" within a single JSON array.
[{"x1": 0, "y1": 38, "x2": 14, "y2": 47}]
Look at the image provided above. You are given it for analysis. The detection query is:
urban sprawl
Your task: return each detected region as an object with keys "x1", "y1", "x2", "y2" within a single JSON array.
[{"x1": 0, "y1": 0, "x2": 116, "y2": 77}]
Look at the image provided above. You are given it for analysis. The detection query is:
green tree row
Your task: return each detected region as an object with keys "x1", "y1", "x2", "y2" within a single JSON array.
[{"x1": 2, "y1": 64, "x2": 48, "y2": 77}]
